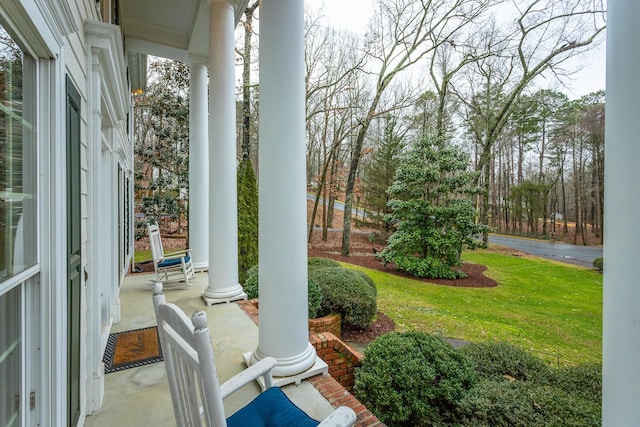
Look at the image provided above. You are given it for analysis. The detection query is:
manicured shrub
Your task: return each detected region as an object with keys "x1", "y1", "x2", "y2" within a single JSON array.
[
  {"x1": 308, "y1": 257, "x2": 377, "y2": 296},
  {"x1": 593, "y1": 257, "x2": 603, "y2": 271},
  {"x1": 392, "y1": 255, "x2": 466, "y2": 279},
  {"x1": 548, "y1": 363, "x2": 602, "y2": 404},
  {"x1": 306, "y1": 277, "x2": 322, "y2": 319},
  {"x1": 243, "y1": 264, "x2": 259, "y2": 299},
  {"x1": 309, "y1": 267, "x2": 376, "y2": 329},
  {"x1": 308, "y1": 257, "x2": 341, "y2": 270},
  {"x1": 455, "y1": 380, "x2": 601, "y2": 427},
  {"x1": 242, "y1": 265, "x2": 322, "y2": 319},
  {"x1": 459, "y1": 341, "x2": 552, "y2": 383},
  {"x1": 354, "y1": 332, "x2": 477, "y2": 426},
  {"x1": 455, "y1": 380, "x2": 544, "y2": 427},
  {"x1": 355, "y1": 270, "x2": 377, "y2": 297}
]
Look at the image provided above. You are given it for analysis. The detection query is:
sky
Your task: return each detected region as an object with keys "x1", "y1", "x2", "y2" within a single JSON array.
[{"x1": 310, "y1": 0, "x2": 606, "y2": 100}]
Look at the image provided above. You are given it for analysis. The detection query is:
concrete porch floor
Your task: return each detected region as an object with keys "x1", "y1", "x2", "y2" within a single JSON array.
[{"x1": 84, "y1": 271, "x2": 338, "y2": 426}]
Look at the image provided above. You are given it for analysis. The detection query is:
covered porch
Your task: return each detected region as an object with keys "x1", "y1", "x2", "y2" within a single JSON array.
[
  {"x1": 122, "y1": 0, "x2": 318, "y2": 379},
  {"x1": 84, "y1": 271, "x2": 373, "y2": 425}
]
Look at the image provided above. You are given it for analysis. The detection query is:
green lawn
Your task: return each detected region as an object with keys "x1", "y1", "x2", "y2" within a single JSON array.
[
  {"x1": 341, "y1": 250, "x2": 602, "y2": 366},
  {"x1": 134, "y1": 250, "x2": 152, "y2": 263}
]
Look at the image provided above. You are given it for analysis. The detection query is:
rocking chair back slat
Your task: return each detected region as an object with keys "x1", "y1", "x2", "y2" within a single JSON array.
[{"x1": 156, "y1": 303, "x2": 226, "y2": 426}]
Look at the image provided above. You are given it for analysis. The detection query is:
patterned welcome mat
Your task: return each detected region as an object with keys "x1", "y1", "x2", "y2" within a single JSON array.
[{"x1": 103, "y1": 326, "x2": 163, "y2": 374}]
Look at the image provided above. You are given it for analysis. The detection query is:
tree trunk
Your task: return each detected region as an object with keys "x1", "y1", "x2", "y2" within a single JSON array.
[
  {"x1": 241, "y1": 2, "x2": 258, "y2": 159},
  {"x1": 342, "y1": 95, "x2": 382, "y2": 255}
]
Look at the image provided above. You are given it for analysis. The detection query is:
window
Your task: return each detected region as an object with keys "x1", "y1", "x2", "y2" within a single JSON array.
[
  {"x1": 0, "y1": 286, "x2": 20, "y2": 426},
  {"x1": 0, "y1": 24, "x2": 36, "y2": 282},
  {"x1": 0, "y1": 22, "x2": 36, "y2": 425}
]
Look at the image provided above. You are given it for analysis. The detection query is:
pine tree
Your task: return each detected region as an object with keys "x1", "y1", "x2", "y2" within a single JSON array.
[{"x1": 361, "y1": 117, "x2": 404, "y2": 233}]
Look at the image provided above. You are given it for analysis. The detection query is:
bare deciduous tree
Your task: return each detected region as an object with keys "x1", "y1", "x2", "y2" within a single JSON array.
[
  {"x1": 458, "y1": 0, "x2": 605, "y2": 241},
  {"x1": 341, "y1": 0, "x2": 492, "y2": 255}
]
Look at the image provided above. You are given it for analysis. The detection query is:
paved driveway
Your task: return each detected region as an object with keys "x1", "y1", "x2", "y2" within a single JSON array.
[{"x1": 488, "y1": 234, "x2": 602, "y2": 268}]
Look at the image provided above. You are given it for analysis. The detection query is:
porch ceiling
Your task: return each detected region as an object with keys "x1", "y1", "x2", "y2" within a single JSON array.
[{"x1": 121, "y1": 0, "x2": 249, "y2": 62}]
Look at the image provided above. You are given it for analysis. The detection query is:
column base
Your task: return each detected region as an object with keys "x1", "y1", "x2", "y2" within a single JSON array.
[
  {"x1": 201, "y1": 285, "x2": 247, "y2": 306},
  {"x1": 250, "y1": 342, "x2": 318, "y2": 377},
  {"x1": 192, "y1": 262, "x2": 209, "y2": 272},
  {"x1": 243, "y1": 352, "x2": 328, "y2": 391}
]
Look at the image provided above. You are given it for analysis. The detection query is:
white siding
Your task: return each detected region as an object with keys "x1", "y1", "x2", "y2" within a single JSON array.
[{"x1": 1, "y1": 0, "x2": 133, "y2": 424}]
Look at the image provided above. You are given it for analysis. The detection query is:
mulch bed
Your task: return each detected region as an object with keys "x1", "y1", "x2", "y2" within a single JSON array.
[
  {"x1": 342, "y1": 312, "x2": 396, "y2": 343},
  {"x1": 307, "y1": 229, "x2": 499, "y2": 343},
  {"x1": 308, "y1": 230, "x2": 498, "y2": 289}
]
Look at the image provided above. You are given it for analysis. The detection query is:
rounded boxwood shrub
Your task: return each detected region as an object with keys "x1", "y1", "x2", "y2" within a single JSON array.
[
  {"x1": 354, "y1": 331, "x2": 477, "y2": 426},
  {"x1": 455, "y1": 380, "x2": 601, "y2": 427},
  {"x1": 308, "y1": 257, "x2": 341, "y2": 270},
  {"x1": 593, "y1": 257, "x2": 603, "y2": 271},
  {"x1": 393, "y1": 255, "x2": 466, "y2": 279},
  {"x1": 243, "y1": 264, "x2": 259, "y2": 298},
  {"x1": 308, "y1": 257, "x2": 377, "y2": 296},
  {"x1": 455, "y1": 380, "x2": 544, "y2": 427},
  {"x1": 355, "y1": 270, "x2": 377, "y2": 297},
  {"x1": 459, "y1": 341, "x2": 552, "y2": 383},
  {"x1": 547, "y1": 363, "x2": 602, "y2": 404},
  {"x1": 242, "y1": 264, "x2": 322, "y2": 319},
  {"x1": 308, "y1": 266, "x2": 377, "y2": 329}
]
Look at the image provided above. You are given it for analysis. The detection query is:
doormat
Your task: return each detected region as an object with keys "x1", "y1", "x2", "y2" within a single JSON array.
[{"x1": 103, "y1": 326, "x2": 163, "y2": 374}]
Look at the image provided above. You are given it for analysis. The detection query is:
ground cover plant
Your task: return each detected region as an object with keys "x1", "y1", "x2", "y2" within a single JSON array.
[{"x1": 343, "y1": 249, "x2": 602, "y2": 365}]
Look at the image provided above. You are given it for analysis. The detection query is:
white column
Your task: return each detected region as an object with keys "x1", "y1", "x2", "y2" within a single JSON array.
[
  {"x1": 603, "y1": 3, "x2": 640, "y2": 425},
  {"x1": 188, "y1": 56, "x2": 209, "y2": 271},
  {"x1": 250, "y1": 0, "x2": 316, "y2": 378},
  {"x1": 202, "y1": 0, "x2": 246, "y2": 304}
]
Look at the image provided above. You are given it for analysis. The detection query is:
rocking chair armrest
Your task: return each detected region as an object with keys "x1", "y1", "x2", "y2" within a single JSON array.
[
  {"x1": 317, "y1": 406, "x2": 357, "y2": 427},
  {"x1": 162, "y1": 249, "x2": 192, "y2": 259},
  {"x1": 219, "y1": 357, "x2": 277, "y2": 399}
]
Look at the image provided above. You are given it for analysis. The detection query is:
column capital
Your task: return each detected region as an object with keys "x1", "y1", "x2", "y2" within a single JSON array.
[
  {"x1": 208, "y1": 0, "x2": 237, "y2": 10},
  {"x1": 187, "y1": 53, "x2": 209, "y2": 68}
]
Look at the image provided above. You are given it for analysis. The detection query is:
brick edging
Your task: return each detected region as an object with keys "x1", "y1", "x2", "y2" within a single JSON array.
[
  {"x1": 236, "y1": 300, "x2": 384, "y2": 426},
  {"x1": 309, "y1": 374, "x2": 385, "y2": 427}
]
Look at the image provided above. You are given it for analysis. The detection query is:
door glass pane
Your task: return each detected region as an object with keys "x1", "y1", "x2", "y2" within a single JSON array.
[
  {"x1": 0, "y1": 286, "x2": 21, "y2": 426},
  {"x1": 0, "y1": 24, "x2": 36, "y2": 281}
]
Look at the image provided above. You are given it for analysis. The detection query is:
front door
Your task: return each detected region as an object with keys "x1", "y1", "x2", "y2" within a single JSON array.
[{"x1": 66, "y1": 76, "x2": 82, "y2": 427}]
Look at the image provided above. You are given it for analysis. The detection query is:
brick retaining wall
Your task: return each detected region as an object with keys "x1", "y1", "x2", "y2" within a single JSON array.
[
  {"x1": 236, "y1": 299, "x2": 384, "y2": 426},
  {"x1": 308, "y1": 313, "x2": 342, "y2": 339}
]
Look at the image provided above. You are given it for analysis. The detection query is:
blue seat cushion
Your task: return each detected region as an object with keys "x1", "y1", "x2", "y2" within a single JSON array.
[
  {"x1": 158, "y1": 256, "x2": 190, "y2": 268},
  {"x1": 226, "y1": 387, "x2": 320, "y2": 427}
]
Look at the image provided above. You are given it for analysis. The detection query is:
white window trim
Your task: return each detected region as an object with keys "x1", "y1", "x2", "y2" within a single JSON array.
[{"x1": 0, "y1": 0, "x2": 76, "y2": 425}]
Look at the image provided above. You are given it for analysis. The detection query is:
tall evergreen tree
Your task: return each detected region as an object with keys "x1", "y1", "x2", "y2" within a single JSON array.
[
  {"x1": 362, "y1": 117, "x2": 404, "y2": 233},
  {"x1": 237, "y1": 158, "x2": 258, "y2": 284},
  {"x1": 379, "y1": 136, "x2": 489, "y2": 279}
]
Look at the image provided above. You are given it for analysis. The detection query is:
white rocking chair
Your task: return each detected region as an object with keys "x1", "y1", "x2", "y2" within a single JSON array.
[
  {"x1": 148, "y1": 223, "x2": 195, "y2": 288},
  {"x1": 151, "y1": 283, "x2": 357, "y2": 427}
]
